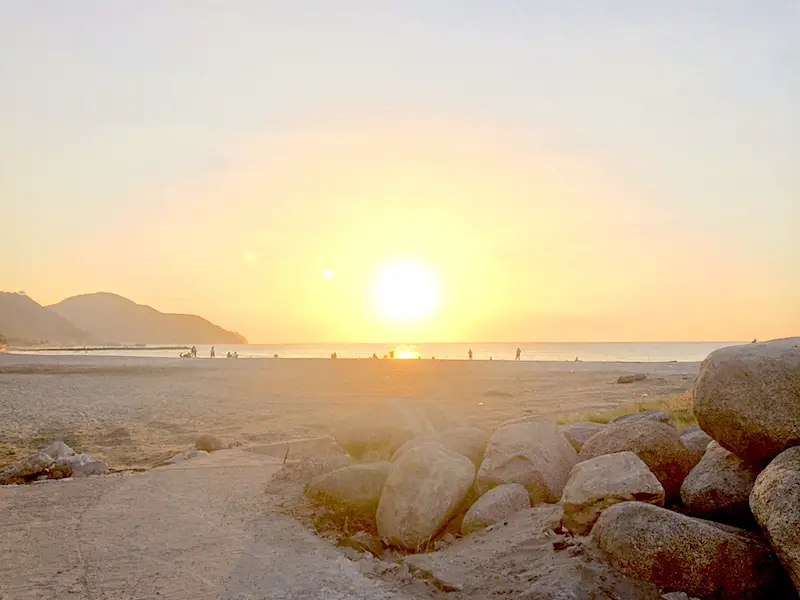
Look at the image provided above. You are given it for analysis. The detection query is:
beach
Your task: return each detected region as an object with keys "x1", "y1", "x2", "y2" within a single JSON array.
[{"x1": 0, "y1": 353, "x2": 698, "y2": 470}]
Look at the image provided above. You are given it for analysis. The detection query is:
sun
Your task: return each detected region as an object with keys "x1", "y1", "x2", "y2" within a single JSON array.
[{"x1": 375, "y1": 261, "x2": 438, "y2": 322}]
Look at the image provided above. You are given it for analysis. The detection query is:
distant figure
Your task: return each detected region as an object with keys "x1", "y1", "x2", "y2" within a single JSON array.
[
  {"x1": 489, "y1": 357, "x2": 493, "y2": 360},
  {"x1": 389, "y1": 350, "x2": 395, "y2": 359},
  {"x1": 227, "y1": 351, "x2": 232, "y2": 359},
  {"x1": 330, "y1": 352, "x2": 337, "y2": 359},
  {"x1": 210, "y1": 346, "x2": 215, "y2": 358},
  {"x1": 372, "y1": 353, "x2": 379, "y2": 359},
  {"x1": 233, "y1": 351, "x2": 239, "y2": 359},
  {"x1": 574, "y1": 356, "x2": 579, "y2": 362},
  {"x1": 191, "y1": 346, "x2": 197, "y2": 358},
  {"x1": 468, "y1": 349, "x2": 473, "y2": 360},
  {"x1": 515, "y1": 347, "x2": 521, "y2": 361},
  {"x1": 752, "y1": 338, "x2": 757, "y2": 343}
]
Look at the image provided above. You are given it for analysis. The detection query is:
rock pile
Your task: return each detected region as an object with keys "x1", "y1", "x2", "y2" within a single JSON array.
[
  {"x1": 0, "y1": 441, "x2": 107, "y2": 484},
  {"x1": 296, "y1": 337, "x2": 800, "y2": 598}
]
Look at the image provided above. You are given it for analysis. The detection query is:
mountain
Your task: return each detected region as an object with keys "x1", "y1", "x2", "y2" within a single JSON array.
[
  {"x1": 0, "y1": 292, "x2": 89, "y2": 345},
  {"x1": 47, "y1": 293, "x2": 247, "y2": 345}
]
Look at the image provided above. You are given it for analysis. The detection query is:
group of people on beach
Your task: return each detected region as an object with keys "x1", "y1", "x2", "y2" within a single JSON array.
[{"x1": 179, "y1": 346, "x2": 237, "y2": 359}]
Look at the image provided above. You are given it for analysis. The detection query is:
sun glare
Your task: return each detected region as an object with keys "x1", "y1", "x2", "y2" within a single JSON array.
[{"x1": 375, "y1": 261, "x2": 438, "y2": 322}]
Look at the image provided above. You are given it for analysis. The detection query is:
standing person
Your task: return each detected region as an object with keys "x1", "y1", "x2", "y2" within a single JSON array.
[
  {"x1": 210, "y1": 346, "x2": 215, "y2": 358},
  {"x1": 515, "y1": 347, "x2": 521, "y2": 361},
  {"x1": 191, "y1": 345, "x2": 197, "y2": 358},
  {"x1": 468, "y1": 349, "x2": 473, "y2": 360}
]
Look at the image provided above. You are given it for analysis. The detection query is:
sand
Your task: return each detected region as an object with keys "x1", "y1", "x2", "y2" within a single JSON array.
[{"x1": 0, "y1": 353, "x2": 698, "y2": 470}]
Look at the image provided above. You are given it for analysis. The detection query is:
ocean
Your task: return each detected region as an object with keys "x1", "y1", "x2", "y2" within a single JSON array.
[{"x1": 13, "y1": 342, "x2": 745, "y2": 362}]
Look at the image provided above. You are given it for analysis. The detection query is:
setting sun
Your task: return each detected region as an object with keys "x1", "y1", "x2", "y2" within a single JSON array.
[{"x1": 374, "y1": 261, "x2": 438, "y2": 323}]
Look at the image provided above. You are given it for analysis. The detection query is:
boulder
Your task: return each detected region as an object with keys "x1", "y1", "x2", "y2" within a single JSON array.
[
  {"x1": 332, "y1": 400, "x2": 440, "y2": 460},
  {"x1": 560, "y1": 451, "x2": 664, "y2": 534},
  {"x1": 617, "y1": 373, "x2": 647, "y2": 384},
  {"x1": 679, "y1": 425, "x2": 713, "y2": 464},
  {"x1": 55, "y1": 453, "x2": 107, "y2": 477},
  {"x1": 592, "y1": 501, "x2": 792, "y2": 599},
  {"x1": 306, "y1": 462, "x2": 391, "y2": 518},
  {"x1": 693, "y1": 337, "x2": 800, "y2": 465},
  {"x1": 40, "y1": 441, "x2": 75, "y2": 459},
  {"x1": 680, "y1": 441, "x2": 761, "y2": 522},
  {"x1": 750, "y1": 446, "x2": 800, "y2": 590},
  {"x1": 391, "y1": 426, "x2": 488, "y2": 468},
  {"x1": 611, "y1": 410, "x2": 671, "y2": 426},
  {"x1": 558, "y1": 421, "x2": 606, "y2": 451},
  {"x1": 477, "y1": 419, "x2": 577, "y2": 503},
  {"x1": 195, "y1": 434, "x2": 223, "y2": 452},
  {"x1": 578, "y1": 420, "x2": 694, "y2": 500},
  {"x1": 0, "y1": 452, "x2": 54, "y2": 484},
  {"x1": 377, "y1": 444, "x2": 475, "y2": 550},
  {"x1": 461, "y1": 483, "x2": 530, "y2": 535}
]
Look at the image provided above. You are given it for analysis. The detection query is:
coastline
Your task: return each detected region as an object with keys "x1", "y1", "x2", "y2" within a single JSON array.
[{"x1": 0, "y1": 353, "x2": 698, "y2": 470}]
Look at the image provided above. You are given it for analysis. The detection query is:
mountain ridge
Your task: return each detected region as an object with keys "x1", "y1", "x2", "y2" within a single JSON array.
[
  {"x1": 47, "y1": 292, "x2": 247, "y2": 345},
  {"x1": 0, "y1": 292, "x2": 90, "y2": 345}
]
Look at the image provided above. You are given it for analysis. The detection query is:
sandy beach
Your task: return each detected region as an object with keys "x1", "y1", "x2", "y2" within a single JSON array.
[{"x1": 0, "y1": 353, "x2": 698, "y2": 470}]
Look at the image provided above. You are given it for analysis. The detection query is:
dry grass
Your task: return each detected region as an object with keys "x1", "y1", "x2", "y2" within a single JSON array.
[{"x1": 556, "y1": 391, "x2": 696, "y2": 429}]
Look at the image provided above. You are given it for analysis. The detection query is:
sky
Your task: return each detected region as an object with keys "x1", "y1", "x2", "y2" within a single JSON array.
[{"x1": 1, "y1": 1, "x2": 798, "y2": 343}]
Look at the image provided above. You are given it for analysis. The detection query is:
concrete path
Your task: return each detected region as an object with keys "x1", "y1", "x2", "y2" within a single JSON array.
[{"x1": 0, "y1": 450, "x2": 409, "y2": 600}]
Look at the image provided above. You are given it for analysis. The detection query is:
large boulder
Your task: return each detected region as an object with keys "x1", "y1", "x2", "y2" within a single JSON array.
[
  {"x1": 560, "y1": 451, "x2": 664, "y2": 534},
  {"x1": 578, "y1": 420, "x2": 694, "y2": 500},
  {"x1": 0, "y1": 452, "x2": 54, "y2": 484},
  {"x1": 592, "y1": 502, "x2": 792, "y2": 599},
  {"x1": 461, "y1": 483, "x2": 530, "y2": 535},
  {"x1": 332, "y1": 400, "x2": 442, "y2": 460},
  {"x1": 680, "y1": 425, "x2": 713, "y2": 465},
  {"x1": 558, "y1": 421, "x2": 606, "y2": 452},
  {"x1": 477, "y1": 419, "x2": 577, "y2": 503},
  {"x1": 693, "y1": 337, "x2": 800, "y2": 466},
  {"x1": 680, "y1": 441, "x2": 761, "y2": 523},
  {"x1": 611, "y1": 410, "x2": 671, "y2": 426},
  {"x1": 750, "y1": 446, "x2": 800, "y2": 590},
  {"x1": 306, "y1": 462, "x2": 391, "y2": 518},
  {"x1": 391, "y1": 425, "x2": 488, "y2": 468},
  {"x1": 377, "y1": 444, "x2": 475, "y2": 551}
]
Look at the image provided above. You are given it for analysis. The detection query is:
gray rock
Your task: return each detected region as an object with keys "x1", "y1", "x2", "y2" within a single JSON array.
[
  {"x1": 679, "y1": 425, "x2": 713, "y2": 464},
  {"x1": 377, "y1": 444, "x2": 475, "y2": 551},
  {"x1": 477, "y1": 419, "x2": 577, "y2": 504},
  {"x1": 461, "y1": 483, "x2": 530, "y2": 535},
  {"x1": 332, "y1": 400, "x2": 440, "y2": 460},
  {"x1": 55, "y1": 453, "x2": 107, "y2": 477},
  {"x1": 391, "y1": 426, "x2": 488, "y2": 468},
  {"x1": 560, "y1": 451, "x2": 664, "y2": 534},
  {"x1": 40, "y1": 441, "x2": 75, "y2": 459},
  {"x1": 693, "y1": 337, "x2": 800, "y2": 465},
  {"x1": 405, "y1": 504, "x2": 662, "y2": 600},
  {"x1": 558, "y1": 421, "x2": 606, "y2": 452},
  {"x1": 611, "y1": 410, "x2": 671, "y2": 426},
  {"x1": 0, "y1": 452, "x2": 54, "y2": 484},
  {"x1": 195, "y1": 434, "x2": 223, "y2": 452},
  {"x1": 617, "y1": 373, "x2": 647, "y2": 384},
  {"x1": 750, "y1": 446, "x2": 800, "y2": 591},
  {"x1": 680, "y1": 441, "x2": 761, "y2": 522},
  {"x1": 306, "y1": 462, "x2": 391, "y2": 518},
  {"x1": 578, "y1": 420, "x2": 694, "y2": 500},
  {"x1": 592, "y1": 501, "x2": 791, "y2": 599}
]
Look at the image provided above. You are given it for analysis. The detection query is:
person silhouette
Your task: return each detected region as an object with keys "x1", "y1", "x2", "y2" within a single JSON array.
[
  {"x1": 515, "y1": 347, "x2": 521, "y2": 361},
  {"x1": 191, "y1": 346, "x2": 197, "y2": 358},
  {"x1": 210, "y1": 346, "x2": 215, "y2": 358},
  {"x1": 468, "y1": 349, "x2": 473, "y2": 360}
]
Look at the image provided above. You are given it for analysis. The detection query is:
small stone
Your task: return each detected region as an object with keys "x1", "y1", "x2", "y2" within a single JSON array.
[
  {"x1": 0, "y1": 452, "x2": 54, "y2": 484},
  {"x1": 616, "y1": 373, "x2": 647, "y2": 384},
  {"x1": 195, "y1": 434, "x2": 223, "y2": 452},
  {"x1": 337, "y1": 531, "x2": 384, "y2": 557},
  {"x1": 40, "y1": 441, "x2": 75, "y2": 459},
  {"x1": 55, "y1": 454, "x2": 107, "y2": 477}
]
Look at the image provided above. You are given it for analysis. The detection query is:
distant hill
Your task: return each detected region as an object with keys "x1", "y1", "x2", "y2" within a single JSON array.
[
  {"x1": 0, "y1": 292, "x2": 89, "y2": 345},
  {"x1": 47, "y1": 292, "x2": 247, "y2": 345}
]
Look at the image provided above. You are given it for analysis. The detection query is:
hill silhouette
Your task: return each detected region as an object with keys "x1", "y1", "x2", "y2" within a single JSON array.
[
  {"x1": 0, "y1": 292, "x2": 89, "y2": 344},
  {"x1": 47, "y1": 293, "x2": 247, "y2": 345}
]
